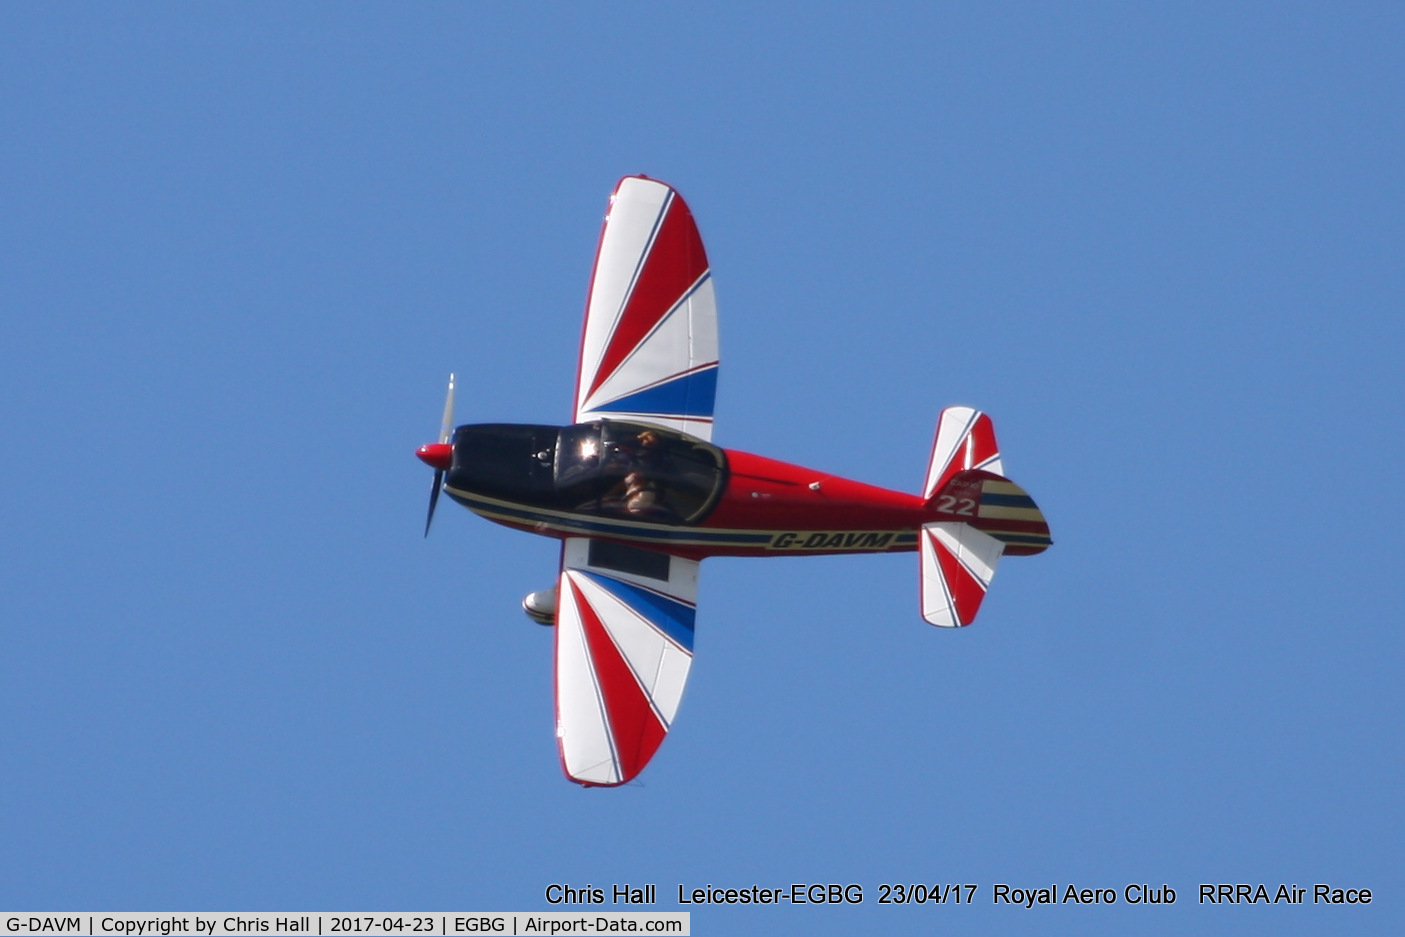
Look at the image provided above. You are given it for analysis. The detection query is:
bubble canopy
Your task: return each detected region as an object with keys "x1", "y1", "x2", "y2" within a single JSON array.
[{"x1": 445, "y1": 420, "x2": 728, "y2": 525}]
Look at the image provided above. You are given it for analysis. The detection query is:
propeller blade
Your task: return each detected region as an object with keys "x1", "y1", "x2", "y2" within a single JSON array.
[
  {"x1": 439, "y1": 373, "x2": 456, "y2": 444},
  {"x1": 424, "y1": 469, "x2": 444, "y2": 538},
  {"x1": 423, "y1": 373, "x2": 455, "y2": 537}
]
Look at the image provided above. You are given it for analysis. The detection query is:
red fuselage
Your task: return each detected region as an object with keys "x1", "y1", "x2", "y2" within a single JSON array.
[
  {"x1": 689, "y1": 449, "x2": 925, "y2": 559},
  {"x1": 432, "y1": 421, "x2": 933, "y2": 561}
]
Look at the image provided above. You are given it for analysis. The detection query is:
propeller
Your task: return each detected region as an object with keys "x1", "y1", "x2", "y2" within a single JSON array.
[{"x1": 417, "y1": 373, "x2": 455, "y2": 537}]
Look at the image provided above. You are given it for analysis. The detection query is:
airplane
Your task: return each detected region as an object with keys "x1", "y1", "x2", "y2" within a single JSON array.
[{"x1": 416, "y1": 176, "x2": 1051, "y2": 787}]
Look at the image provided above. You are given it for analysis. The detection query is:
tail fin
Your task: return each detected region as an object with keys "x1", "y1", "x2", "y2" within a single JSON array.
[{"x1": 919, "y1": 407, "x2": 1051, "y2": 627}]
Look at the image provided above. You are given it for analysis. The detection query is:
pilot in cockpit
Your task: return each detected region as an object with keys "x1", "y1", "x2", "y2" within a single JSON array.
[{"x1": 609, "y1": 428, "x2": 667, "y2": 516}]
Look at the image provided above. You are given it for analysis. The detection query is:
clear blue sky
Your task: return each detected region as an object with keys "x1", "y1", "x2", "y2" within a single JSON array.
[{"x1": 2, "y1": 4, "x2": 1401, "y2": 934}]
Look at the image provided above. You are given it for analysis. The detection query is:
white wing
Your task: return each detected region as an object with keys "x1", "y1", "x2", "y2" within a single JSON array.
[
  {"x1": 573, "y1": 176, "x2": 718, "y2": 440},
  {"x1": 554, "y1": 536, "x2": 699, "y2": 785}
]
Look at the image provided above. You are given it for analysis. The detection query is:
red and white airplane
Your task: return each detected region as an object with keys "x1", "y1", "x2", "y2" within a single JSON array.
[{"x1": 417, "y1": 176, "x2": 1051, "y2": 787}]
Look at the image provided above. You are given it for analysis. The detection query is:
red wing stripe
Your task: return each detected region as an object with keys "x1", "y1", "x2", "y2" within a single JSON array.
[
  {"x1": 587, "y1": 195, "x2": 709, "y2": 399},
  {"x1": 587, "y1": 272, "x2": 714, "y2": 409},
  {"x1": 568, "y1": 579, "x2": 667, "y2": 784}
]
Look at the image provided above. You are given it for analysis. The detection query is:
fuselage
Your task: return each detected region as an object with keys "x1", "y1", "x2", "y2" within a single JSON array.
[{"x1": 439, "y1": 420, "x2": 929, "y2": 561}]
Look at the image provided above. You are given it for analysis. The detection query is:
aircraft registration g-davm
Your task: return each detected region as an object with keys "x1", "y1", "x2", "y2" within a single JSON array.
[{"x1": 417, "y1": 176, "x2": 1051, "y2": 787}]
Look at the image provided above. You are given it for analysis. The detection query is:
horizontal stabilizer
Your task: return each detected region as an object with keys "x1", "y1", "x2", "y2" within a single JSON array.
[
  {"x1": 924, "y1": 406, "x2": 1002, "y2": 500},
  {"x1": 920, "y1": 521, "x2": 1004, "y2": 628}
]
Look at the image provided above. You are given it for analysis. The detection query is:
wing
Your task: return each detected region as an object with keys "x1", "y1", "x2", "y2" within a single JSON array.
[
  {"x1": 573, "y1": 176, "x2": 718, "y2": 441},
  {"x1": 554, "y1": 536, "x2": 699, "y2": 786}
]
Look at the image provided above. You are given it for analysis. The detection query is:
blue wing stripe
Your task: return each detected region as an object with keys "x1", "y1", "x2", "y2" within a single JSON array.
[
  {"x1": 578, "y1": 570, "x2": 696, "y2": 652},
  {"x1": 593, "y1": 365, "x2": 718, "y2": 421}
]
